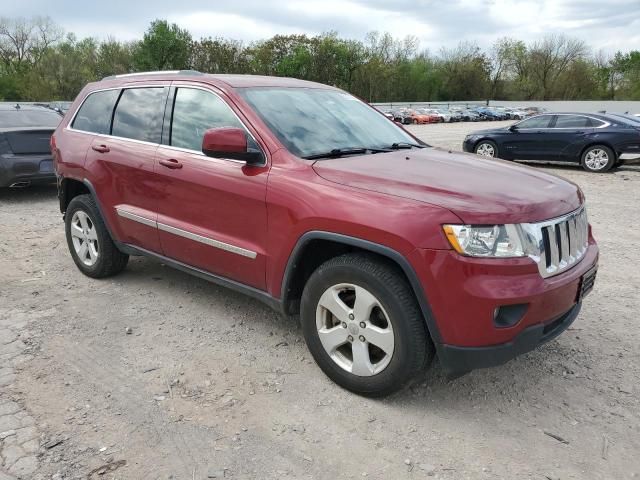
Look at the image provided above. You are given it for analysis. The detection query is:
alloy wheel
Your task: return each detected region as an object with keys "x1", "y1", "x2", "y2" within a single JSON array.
[
  {"x1": 584, "y1": 149, "x2": 609, "y2": 170},
  {"x1": 315, "y1": 283, "x2": 395, "y2": 376},
  {"x1": 70, "y1": 210, "x2": 99, "y2": 266},
  {"x1": 476, "y1": 142, "x2": 496, "y2": 157}
]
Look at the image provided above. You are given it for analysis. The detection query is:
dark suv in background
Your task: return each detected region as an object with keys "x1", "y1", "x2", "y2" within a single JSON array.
[
  {"x1": 0, "y1": 103, "x2": 61, "y2": 187},
  {"x1": 52, "y1": 72, "x2": 598, "y2": 396}
]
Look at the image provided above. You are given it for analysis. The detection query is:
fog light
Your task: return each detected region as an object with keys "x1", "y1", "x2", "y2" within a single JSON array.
[{"x1": 493, "y1": 304, "x2": 528, "y2": 328}]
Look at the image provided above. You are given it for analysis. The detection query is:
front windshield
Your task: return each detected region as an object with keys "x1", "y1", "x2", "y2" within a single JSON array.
[{"x1": 238, "y1": 87, "x2": 419, "y2": 158}]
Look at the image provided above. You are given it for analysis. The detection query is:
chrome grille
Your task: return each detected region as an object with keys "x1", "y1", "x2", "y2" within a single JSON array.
[{"x1": 521, "y1": 207, "x2": 589, "y2": 278}]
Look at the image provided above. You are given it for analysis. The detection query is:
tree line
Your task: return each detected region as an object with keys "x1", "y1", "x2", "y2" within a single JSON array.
[{"x1": 1, "y1": 16, "x2": 639, "y2": 103}]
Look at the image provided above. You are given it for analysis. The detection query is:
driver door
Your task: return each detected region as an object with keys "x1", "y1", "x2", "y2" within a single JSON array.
[
  {"x1": 502, "y1": 114, "x2": 554, "y2": 160},
  {"x1": 154, "y1": 85, "x2": 270, "y2": 290}
]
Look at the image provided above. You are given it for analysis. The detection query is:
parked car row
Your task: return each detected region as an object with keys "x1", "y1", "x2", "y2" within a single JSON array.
[{"x1": 381, "y1": 105, "x2": 547, "y2": 124}]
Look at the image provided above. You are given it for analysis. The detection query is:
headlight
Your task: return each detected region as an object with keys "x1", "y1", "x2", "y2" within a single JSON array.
[{"x1": 442, "y1": 224, "x2": 526, "y2": 257}]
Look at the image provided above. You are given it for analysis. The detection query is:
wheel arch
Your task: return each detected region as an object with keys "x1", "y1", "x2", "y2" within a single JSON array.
[
  {"x1": 280, "y1": 231, "x2": 442, "y2": 344},
  {"x1": 60, "y1": 177, "x2": 124, "y2": 250},
  {"x1": 58, "y1": 176, "x2": 90, "y2": 214}
]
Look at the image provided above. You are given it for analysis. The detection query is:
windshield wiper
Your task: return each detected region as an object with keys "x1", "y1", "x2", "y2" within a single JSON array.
[
  {"x1": 302, "y1": 147, "x2": 389, "y2": 160},
  {"x1": 387, "y1": 142, "x2": 425, "y2": 149}
]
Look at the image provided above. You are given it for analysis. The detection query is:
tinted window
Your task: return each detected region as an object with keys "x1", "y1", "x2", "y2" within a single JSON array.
[
  {"x1": 112, "y1": 88, "x2": 166, "y2": 143},
  {"x1": 517, "y1": 115, "x2": 552, "y2": 129},
  {"x1": 554, "y1": 115, "x2": 592, "y2": 128},
  {"x1": 170, "y1": 88, "x2": 243, "y2": 151},
  {"x1": 0, "y1": 110, "x2": 61, "y2": 128},
  {"x1": 71, "y1": 90, "x2": 119, "y2": 134}
]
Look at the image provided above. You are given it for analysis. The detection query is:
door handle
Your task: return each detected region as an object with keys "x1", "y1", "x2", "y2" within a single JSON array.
[
  {"x1": 92, "y1": 144, "x2": 110, "y2": 153},
  {"x1": 159, "y1": 158, "x2": 183, "y2": 169}
]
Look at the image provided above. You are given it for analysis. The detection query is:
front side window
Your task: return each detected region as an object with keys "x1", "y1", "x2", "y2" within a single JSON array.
[
  {"x1": 238, "y1": 87, "x2": 418, "y2": 158},
  {"x1": 517, "y1": 115, "x2": 552, "y2": 129},
  {"x1": 170, "y1": 88, "x2": 243, "y2": 151},
  {"x1": 112, "y1": 88, "x2": 166, "y2": 143},
  {"x1": 553, "y1": 115, "x2": 592, "y2": 128},
  {"x1": 71, "y1": 90, "x2": 120, "y2": 134}
]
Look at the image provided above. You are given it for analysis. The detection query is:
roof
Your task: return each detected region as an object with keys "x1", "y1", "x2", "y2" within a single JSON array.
[{"x1": 98, "y1": 70, "x2": 335, "y2": 89}]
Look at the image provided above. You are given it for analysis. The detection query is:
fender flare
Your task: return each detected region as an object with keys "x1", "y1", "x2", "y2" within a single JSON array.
[{"x1": 281, "y1": 231, "x2": 442, "y2": 344}]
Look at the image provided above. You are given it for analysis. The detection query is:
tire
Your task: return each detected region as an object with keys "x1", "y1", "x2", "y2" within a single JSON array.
[
  {"x1": 474, "y1": 140, "x2": 499, "y2": 158},
  {"x1": 65, "y1": 194, "x2": 129, "y2": 278},
  {"x1": 300, "y1": 253, "x2": 432, "y2": 397},
  {"x1": 581, "y1": 145, "x2": 616, "y2": 173}
]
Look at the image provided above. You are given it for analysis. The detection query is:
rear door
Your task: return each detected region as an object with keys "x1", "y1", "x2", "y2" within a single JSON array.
[
  {"x1": 546, "y1": 114, "x2": 594, "y2": 161},
  {"x1": 82, "y1": 84, "x2": 169, "y2": 253},
  {"x1": 154, "y1": 84, "x2": 269, "y2": 290},
  {"x1": 502, "y1": 114, "x2": 554, "y2": 159}
]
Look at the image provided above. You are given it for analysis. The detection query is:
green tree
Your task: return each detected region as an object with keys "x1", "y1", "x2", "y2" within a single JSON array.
[{"x1": 133, "y1": 19, "x2": 192, "y2": 70}]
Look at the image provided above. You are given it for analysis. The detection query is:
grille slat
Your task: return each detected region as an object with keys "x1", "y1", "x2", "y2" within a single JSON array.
[
  {"x1": 559, "y1": 221, "x2": 570, "y2": 263},
  {"x1": 568, "y1": 217, "x2": 578, "y2": 258},
  {"x1": 530, "y1": 208, "x2": 588, "y2": 278},
  {"x1": 548, "y1": 225, "x2": 560, "y2": 271}
]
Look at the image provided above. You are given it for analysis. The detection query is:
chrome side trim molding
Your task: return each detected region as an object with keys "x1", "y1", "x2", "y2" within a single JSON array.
[
  {"x1": 115, "y1": 208, "x2": 157, "y2": 228},
  {"x1": 115, "y1": 207, "x2": 257, "y2": 259},
  {"x1": 620, "y1": 152, "x2": 640, "y2": 160},
  {"x1": 157, "y1": 223, "x2": 257, "y2": 259}
]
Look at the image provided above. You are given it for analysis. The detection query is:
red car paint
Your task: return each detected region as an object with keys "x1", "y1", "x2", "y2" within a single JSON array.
[{"x1": 53, "y1": 73, "x2": 598, "y2": 367}]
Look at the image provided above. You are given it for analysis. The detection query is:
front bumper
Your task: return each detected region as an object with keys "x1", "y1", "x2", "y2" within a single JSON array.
[
  {"x1": 410, "y1": 238, "x2": 598, "y2": 372},
  {"x1": 462, "y1": 139, "x2": 475, "y2": 153},
  {"x1": 438, "y1": 302, "x2": 580, "y2": 373}
]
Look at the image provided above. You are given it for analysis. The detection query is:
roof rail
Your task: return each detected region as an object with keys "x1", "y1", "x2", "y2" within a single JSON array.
[{"x1": 101, "y1": 70, "x2": 203, "y2": 81}]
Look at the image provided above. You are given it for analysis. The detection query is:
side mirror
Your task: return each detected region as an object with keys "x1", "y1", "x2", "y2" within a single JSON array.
[
  {"x1": 509, "y1": 124, "x2": 519, "y2": 132},
  {"x1": 202, "y1": 127, "x2": 263, "y2": 165}
]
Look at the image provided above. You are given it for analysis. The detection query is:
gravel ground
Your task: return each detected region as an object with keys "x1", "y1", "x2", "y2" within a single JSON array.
[{"x1": 1, "y1": 121, "x2": 639, "y2": 480}]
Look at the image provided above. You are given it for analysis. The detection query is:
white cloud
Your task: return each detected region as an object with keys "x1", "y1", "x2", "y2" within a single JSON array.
[{"x1": 2, "y1": 0, "x2": 639, "y2": 53}]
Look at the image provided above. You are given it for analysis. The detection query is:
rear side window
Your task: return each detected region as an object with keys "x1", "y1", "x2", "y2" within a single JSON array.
[
  {"x1": 170, "y1": 88, "x2": 243, "y2": 151},
  {"x1": 517, "y1": 115, "x2": 552, "y2": 129},
  {"x1": 112, "y1": 88, "x2": 166, "y2": 143},
  {"x1": 71, "y1": 90, "x2": 119, "y2": 134},
  {"x1": 554, "y1": 115, "x2": 592, "y2": 128}
]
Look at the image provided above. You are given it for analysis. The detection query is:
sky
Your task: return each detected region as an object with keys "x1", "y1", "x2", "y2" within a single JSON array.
[{"x1": 4, "y1": 0, "x2": 640, "y2": 53}]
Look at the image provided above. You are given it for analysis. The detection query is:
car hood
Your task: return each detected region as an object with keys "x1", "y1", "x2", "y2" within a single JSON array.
[{"x1": 312, "y1": 147, "x2": 582, "y2": 224}]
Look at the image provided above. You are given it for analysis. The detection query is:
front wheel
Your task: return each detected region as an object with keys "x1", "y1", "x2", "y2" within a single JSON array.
[
  {"x1": 581, "y1": 145, "x2": 615, "y2": 172},
  {"x1": 300, "y1": 253, "x2": 432, "y2": 397},
  {"x1": 474, "y1": 140, "x2": 498, "y2": 158}
]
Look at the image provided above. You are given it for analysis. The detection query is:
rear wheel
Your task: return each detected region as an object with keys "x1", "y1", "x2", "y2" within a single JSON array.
[
  {"x1": 581, "y1": 145, "x2": 615, "y2": 172},
  {"x1": 474, "y1": 140, "x2": 498, "y2": 158},
  {"x1": 65, "y1": 194, "x2": 129, "y2": 278},
  {"x1": 300, "y1": 253, "x2": 432, "y2": 397}
]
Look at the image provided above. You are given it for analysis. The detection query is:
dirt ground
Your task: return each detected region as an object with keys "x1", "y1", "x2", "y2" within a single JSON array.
[{"x1": 1, "y1": 121, "x2": 639, "y2": 480}]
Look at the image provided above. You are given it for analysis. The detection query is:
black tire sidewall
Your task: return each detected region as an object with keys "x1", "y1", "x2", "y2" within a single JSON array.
[
  {"x1": 301, "y1": 258, "x2": 427, "y2": 396},
  {"x1": 581, "y1": 145, "x2": 615, "y2": 172},
  {"x1": 65, "y1": 195, "x2": 113, "y2": 277}
]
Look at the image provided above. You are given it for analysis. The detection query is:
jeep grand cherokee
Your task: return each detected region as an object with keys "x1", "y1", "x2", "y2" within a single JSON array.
[{"x1": 52, "y1": 71, "x2": 599, "y2": 396}]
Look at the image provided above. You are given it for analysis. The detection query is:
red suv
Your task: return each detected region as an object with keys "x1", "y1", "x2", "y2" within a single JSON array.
[{"x1": 52, "y1": 71, "x2": 599, "y2": 396}]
